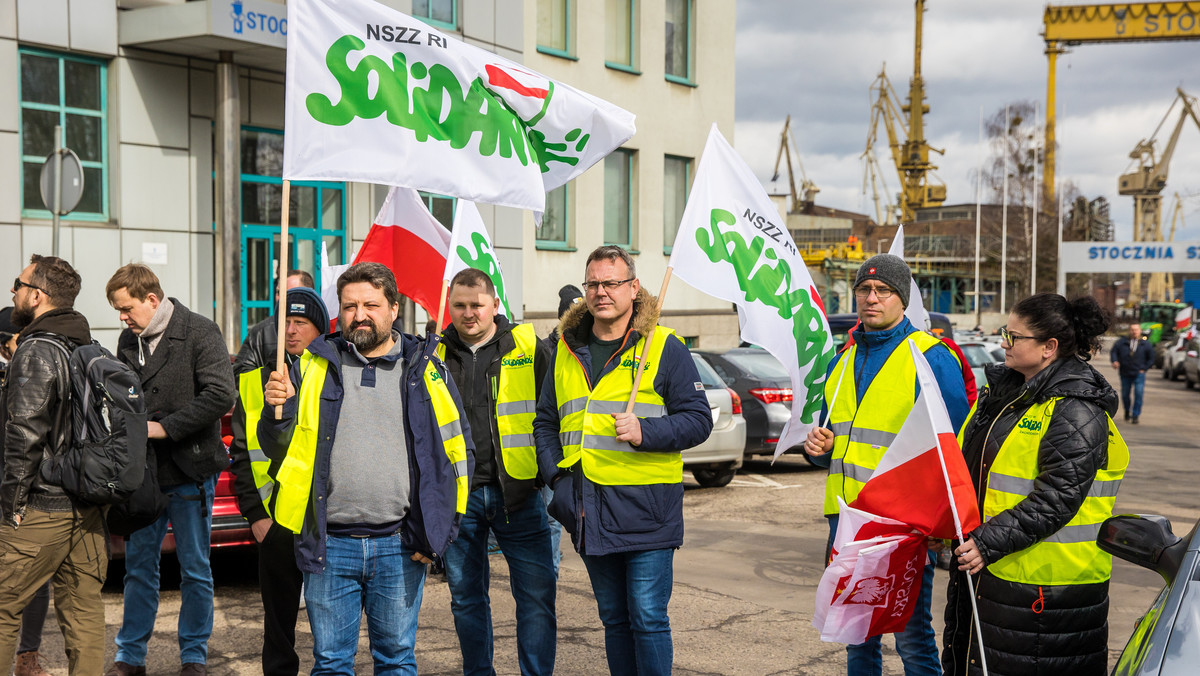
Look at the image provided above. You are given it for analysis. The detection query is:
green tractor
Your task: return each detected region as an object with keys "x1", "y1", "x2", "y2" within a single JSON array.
[{"x1": 1137, "y1": 301, "x2": 1192, "y2": 368}]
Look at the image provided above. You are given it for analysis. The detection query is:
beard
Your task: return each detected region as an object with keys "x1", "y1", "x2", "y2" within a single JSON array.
[
  {"x1": 10, "y1": 303, "x2": 34, "y2": 329},
  {"x1": 344, "y1": 319, "x2": 390, "y2": 353}
]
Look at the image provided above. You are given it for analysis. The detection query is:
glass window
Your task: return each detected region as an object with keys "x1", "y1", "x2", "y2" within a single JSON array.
[
  {"x1": 537, "y1": 0, "x2": 571, "y2": 55},
  {"x1": 538, "y1": 185, "x2": 569, "y2": 247},
  {"x1": 20, "y1": 49, "x2": 107, "y2": 220},
  {"x1": 604, "y1": 149, "x2": 634, "y2": 247},
  {"x1": 238, "y1": 127, "x2": 345, "y2": 341},
  {"x1": 413, "y1": 0, "x2": 457, "y2": 30},
  {"x1": 663, "y1": 155, "x2": 691, "y2": 252},
  {"x1": 665, "y1": 0, "x2": 692, "y2": 81},
  {"x1": 606, "y1": 0, "x2": 636, "y2": 68},
  {"x1": 420, "y1": 192, "x2": 455, "y2": 229}
]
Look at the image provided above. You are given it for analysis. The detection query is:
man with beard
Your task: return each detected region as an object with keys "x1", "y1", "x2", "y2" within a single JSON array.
[
  {"x1": 260, "y1": 262, "x2": 472, "y2": 674},
  {"x1": 0, "y1": 255, "x2": 107, "y2": 675}
]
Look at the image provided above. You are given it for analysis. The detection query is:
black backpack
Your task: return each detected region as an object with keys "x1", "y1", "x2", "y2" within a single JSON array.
[{"x1": 32, "y1": 338, "x2": 150, "y2": 505}]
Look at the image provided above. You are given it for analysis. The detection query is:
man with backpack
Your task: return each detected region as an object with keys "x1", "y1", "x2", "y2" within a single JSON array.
[
  {"x1": 105, "y1": 264, "x2": 236, "y2": 676},
  {"x1": 0, "y1": 255, "x2": 106, "y2": 675}
]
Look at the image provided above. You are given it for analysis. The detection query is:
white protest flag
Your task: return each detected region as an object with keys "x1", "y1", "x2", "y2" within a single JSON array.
[
  {"x1": 669, "y1": 125, "x2": 836, "y2": 457},
  {"x1": 888, "y1": 226, "x2": 930, "y2": 331},
  {"x1": 443, "y1": 201, "x2": 513, "y2": 318},
  {"x1": 283, "y1": 0, "x2": 636, "y2": 211},
  {"x1": 319, "y1": 240, "x2": 351, "y2": 329}
]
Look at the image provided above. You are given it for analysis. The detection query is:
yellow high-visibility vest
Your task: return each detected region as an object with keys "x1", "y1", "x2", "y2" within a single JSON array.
[
  {"x1": 272, "y1": 349, "x2": 470, "y2": 533},
  {"x1": 237, "y1": 368, "x2": 275, "y2": 515},
  {"x1": 981, "y1": 397, "x2": 1128, "y2": 585},
  {"x1": 554, "y1": 326, "x2": 682, "y2": 485},
  {"x1": 822, "y1": 330, "x2": 945, "y2": 515},
  {"x1": 436, "y1": 323, "x2": 540, "y2": 480}
]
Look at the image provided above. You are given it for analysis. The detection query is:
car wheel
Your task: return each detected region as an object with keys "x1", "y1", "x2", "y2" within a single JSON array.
[
  {"x1": 693, "y1": 465, "x2": 737, "y2": 488},
  {"x1": 1163, "y1": 364, "x2": 1172, "y2": 379},
  {"x1": 1187, "y1": 377, "x2": 1195, "y2": 390}
]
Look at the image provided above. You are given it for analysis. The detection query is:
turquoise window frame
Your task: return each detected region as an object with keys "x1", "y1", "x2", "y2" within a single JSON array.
[
  {"x1": 605, "y1": 0, "x2": 639, "y2": 73},
  {"x1": 536, "y1": 0, "x2": 576, "y2": 60},
  {"x1": 419, "y1": 191, "x2": 456, "y2": 229},
  {"x1": 18, "y1": 47, "x2": 109, "y2": 221},
  {"x1": 537, "y1": 184, "x2": 574, "y2": 251},
  {"x1": 605, "y1": 148, "x2": 636, "y2": 249},
  {"x1": 412, "y1": 0, "x2": 458, "y2": 31},
  {"x1": 238, "y1": 127, "x2": 346, "y2": 341},
  {"x1": 662, "y1": 155, "x2": 691, "y2": 255},
  {"x1": 664, "y1": 0, "x2": 695, "y2": 86}
]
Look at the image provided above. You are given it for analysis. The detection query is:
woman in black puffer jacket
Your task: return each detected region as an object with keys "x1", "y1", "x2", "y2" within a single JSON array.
[{"x1": 943, "y1": 294, "x2": 1125, "y2": 676}]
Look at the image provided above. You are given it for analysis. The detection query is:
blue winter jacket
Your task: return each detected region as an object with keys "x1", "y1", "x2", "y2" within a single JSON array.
[
  {"x1": 810, "y1": 317, "x2": 969, "y2": 469},
  {"x1": 257, "y1": 331, "x2": 474, "y2": 573},
  {"x1": 1109, "y1": 336, "x2": 1155, "y2": 377},
  {"x1": 533, "y1": 289, "x2": 713, "y2": 555}
]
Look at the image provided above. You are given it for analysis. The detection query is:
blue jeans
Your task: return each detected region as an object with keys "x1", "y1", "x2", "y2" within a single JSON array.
[
  {"x1": 443, "y1": 485, "x2": 557, "y2": 676},
  {"x1": 1120, "y1": 373, "x2": 1146, "y2": 418},
  {"x1": 115, "y1": 477, "x2": 217, "y2": 666},
  {"x1": 304, "y1": 533, "x2": 426, "y2": 675},
  {"x1": 580, "y1": 548, "x2": 674, "y2": 676},
  {"x1": 539, "y1": 484, "x2": 563, "y2": 577},
  {"x1": 827, "y1": 516, "x2": 940, "y2": 676}
]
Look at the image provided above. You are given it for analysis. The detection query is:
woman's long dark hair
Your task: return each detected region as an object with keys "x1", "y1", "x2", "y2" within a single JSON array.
[{"x1": 1012, "y1": 293, "x2": 1110, "y2": 361}]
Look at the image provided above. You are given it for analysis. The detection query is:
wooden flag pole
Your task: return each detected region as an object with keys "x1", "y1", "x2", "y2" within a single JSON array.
[
  {"x1": 625, "y1": 267, "x2": 673, "y2": 414},
  {"x1": 434, "y1": 279, "x2": 450, "y2": 332},
  {"x1": 273, "y1": 179, "x2": 292, "y2": 419}
]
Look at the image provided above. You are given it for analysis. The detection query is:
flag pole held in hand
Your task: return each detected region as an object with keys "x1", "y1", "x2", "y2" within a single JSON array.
[
  {"x1": 625, "y1": 267, "x2": 673, "y2": 414},
  {"x1": 274, "y1": 179, "x2": 292, "y2": 419}
]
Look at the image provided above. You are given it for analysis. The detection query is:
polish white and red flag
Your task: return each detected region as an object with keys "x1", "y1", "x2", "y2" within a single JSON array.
[
  {"x1": 849, "y1": 339, "x2": 981, "y2": 540},
  {"x1": 354, "y1": 187, "x2": 451, "y2": 322},
  {"x1": 813, "y1": 499, "x2": 927, "y2": 643},
  {"x1": 1175, "y1": 305, "x2": 1192, "y2": 330}
]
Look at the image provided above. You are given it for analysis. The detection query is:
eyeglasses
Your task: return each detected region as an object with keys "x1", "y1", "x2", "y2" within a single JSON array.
[
  {"x1": 583, "y1": 278, "x2": 634, "y2": 293},
  {"x1": 853, "y1": 284, "x2": 894, "y2": 300},
  {"x1": 12, "y1": 278, "x2": 46, "y2": 295},
  {"x1": 999, "y1": 326, "x2": 1041, "y2": 346}
]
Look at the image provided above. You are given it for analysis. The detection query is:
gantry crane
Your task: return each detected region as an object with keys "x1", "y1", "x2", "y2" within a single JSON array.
[
  {"x1": 1042, "y1": 3, "x2": 1200, "y2": 203},
  {"x1": 1118, "y1": 88, "x2": 1200, "y2": 300},
  {"x1": 771, "y1": 115, "x2": 819, "y2": 213},
  {"x1": 1148, "y1": 193, "x2": 1187, "y2": 301},
  {"x1": 864, "y1": 0, "x2": 946, "y2": 223},
  {"x1": 861, "y1": 141, "x2": 899, "y2": 226}
]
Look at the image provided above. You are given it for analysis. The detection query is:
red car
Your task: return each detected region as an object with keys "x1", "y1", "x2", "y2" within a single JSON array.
[{"x1": 108, "y1": 412, "x2": 255, "y2": 558}]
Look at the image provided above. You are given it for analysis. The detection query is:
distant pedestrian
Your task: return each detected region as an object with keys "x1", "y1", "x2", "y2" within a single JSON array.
[
  {"x1": 0, "y1": 255, "x2": 105, "y2": 676},
  {"x1": 105, "y1": 264, "x2": 237, "y2": 676},
  {"x1": 1109, "y1": 323, "x2": 1154, "y2": 424},
  {"x1": 234, "y1": 270, "x2": 315, "y2": 375}
]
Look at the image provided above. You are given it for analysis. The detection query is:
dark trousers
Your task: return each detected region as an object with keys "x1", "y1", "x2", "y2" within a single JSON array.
[
  {"x1": 258, "y1": 522, "x2": 303, "y2": 676},
  {"x1": 17, "y1": 582, "x2": 50, "y2": 653}
]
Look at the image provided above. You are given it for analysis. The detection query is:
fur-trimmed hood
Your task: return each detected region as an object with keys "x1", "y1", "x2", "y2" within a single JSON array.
[{"x1": 557, "y1": 287, "x2": 660, "y2": 349}]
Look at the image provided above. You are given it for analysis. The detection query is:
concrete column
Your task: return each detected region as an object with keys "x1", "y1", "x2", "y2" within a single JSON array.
[{"x1": 214, "y1": 52, "x2": 242, "y2": 353}]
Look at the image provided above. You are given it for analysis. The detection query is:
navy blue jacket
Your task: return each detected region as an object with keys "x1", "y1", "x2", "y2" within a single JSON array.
[
  {"x1": 1109, "y1": 336, "x2": 1154, "y2": 377},
  {"x1": 258, "y1": 331, "x2": 474, "y2": 573},
  {"x1": 533, "y1": 290, "x2": 713, "y2": 555}
]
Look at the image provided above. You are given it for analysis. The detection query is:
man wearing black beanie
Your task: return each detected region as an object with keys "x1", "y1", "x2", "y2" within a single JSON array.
[{"x1": 804, "y1": 253, "x2": 969, "y2": 676}]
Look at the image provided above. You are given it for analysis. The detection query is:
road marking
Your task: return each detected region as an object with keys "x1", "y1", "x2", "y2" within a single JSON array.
[{"x1": 729, "y1": 473, "x2": 784, "y2": 488}]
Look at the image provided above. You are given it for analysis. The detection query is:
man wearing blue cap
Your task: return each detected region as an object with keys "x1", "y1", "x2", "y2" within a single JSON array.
[{"x1": 228, "y1": 286, "x2": 328, "y2": 675}]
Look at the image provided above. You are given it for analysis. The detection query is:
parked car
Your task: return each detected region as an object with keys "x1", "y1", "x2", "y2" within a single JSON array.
[
  {"x1": 109, "y1": 411, "x2": 254, "y2": 558},
  {"x1": 693, "y1": 348, "x2": 801, "y2": 460},
  {"x1": 826, "y1": 311, "x2": 956, "y2": 351},
  {"x1": 1181, "y1": 337, "x2": 1200, "y2": 389},
  {"x1": 684, "y1": 353, "x2": 747, "y2": 487},
  {"x1": 1099, "y1": 513, "x2": 1199, "y2": 675},
  {"x1": 957, "y1": 341, "x2": 1005, "y2": 385},
  {"x1": 1161, "y1": 332, "x2": 1189, "y2": 381}
]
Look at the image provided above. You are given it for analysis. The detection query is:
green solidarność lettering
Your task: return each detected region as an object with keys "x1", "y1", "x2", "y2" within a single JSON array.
[{"x1": 696, "y1": 208, "x2": 833, "y2": 421}]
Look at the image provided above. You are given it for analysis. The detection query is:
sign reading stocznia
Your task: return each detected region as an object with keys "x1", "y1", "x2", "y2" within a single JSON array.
[
  {"x1": 283, "y1": 0, "x2": 635, "y2": 212},
  {"x1": 1059, "y1": 241, "x2": 1200, "y2": 273}
]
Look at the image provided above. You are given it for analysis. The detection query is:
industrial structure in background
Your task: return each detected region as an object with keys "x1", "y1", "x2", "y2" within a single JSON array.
[{"x1": 1118, "y1": 88, "x2": 1200, "y2": 301}]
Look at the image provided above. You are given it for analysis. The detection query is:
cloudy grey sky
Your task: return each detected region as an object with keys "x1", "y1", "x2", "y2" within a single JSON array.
[{"x1": 733, "y1": 0, "x2": 1200, "y2": 241}]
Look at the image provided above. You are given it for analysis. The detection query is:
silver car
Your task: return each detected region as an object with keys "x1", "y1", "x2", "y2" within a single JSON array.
[{"x1": 685, "y1": 353, "x2": 746, "y2": 488}]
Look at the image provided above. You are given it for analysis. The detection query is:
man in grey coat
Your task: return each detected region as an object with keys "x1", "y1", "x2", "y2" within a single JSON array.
[{"x1": 104, "y1": 264, "x2": 236, "y2": 676}]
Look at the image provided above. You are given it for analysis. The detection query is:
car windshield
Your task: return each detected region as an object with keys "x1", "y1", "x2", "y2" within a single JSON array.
[
  {"x1": 691, "y1": 354, "x2": 726, "y2": 389},
  {"x1": 724, "y1": 351, "x2": 790, "y2": 379},
  {"x1": 960, "y1": 344, "x2": 995, "y2": 368}
]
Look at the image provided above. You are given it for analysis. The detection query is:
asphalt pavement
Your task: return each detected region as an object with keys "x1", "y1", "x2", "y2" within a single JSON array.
[{"x1": 23, "y1": 366, "x2": 1200, "y2": 674}]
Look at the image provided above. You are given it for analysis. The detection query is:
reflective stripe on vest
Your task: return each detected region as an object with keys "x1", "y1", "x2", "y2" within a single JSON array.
[
  {"x1": 436, "y1": 324, "x2": 540, "y2": 481},
  {"x1": 554, "y1": 326, "x2": 683, "y2": 486},
  {"x1": 273, "y1": 353, "x2": 329, "y2": 533},
  {"x1": 237, "y1": 368, "x2": 276, "y2": 514},
  {"x1": 423, "y1": 357, "x2": 471, "y2": 515},
  {"x1": 822, "y1": 331, "x2": 945, "y2": 515},
  {"x1": 983, "y1": 398, "x2": 1130, "y2": 585}
]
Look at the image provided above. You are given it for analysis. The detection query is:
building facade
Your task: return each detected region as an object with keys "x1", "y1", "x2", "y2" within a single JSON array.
[{"x1": 0, "y1": 0, "x2": 739, "y2": 352}]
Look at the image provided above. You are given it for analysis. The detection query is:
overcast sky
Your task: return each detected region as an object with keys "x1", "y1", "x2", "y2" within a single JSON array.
[{"x1": 733, "y1": 0, "x2": 1200, "y2": 241}]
